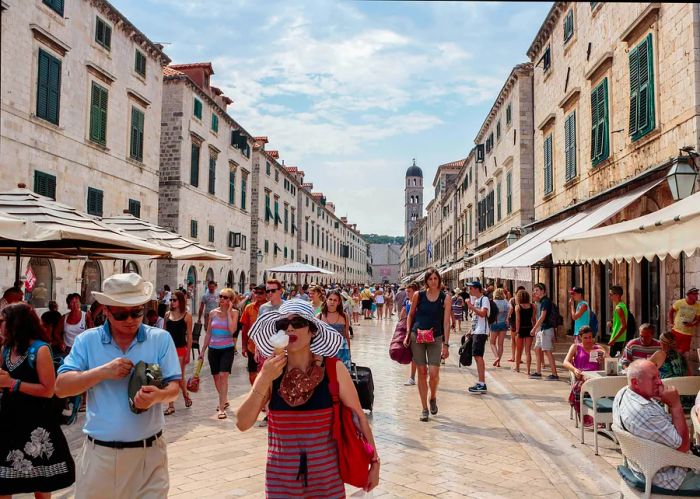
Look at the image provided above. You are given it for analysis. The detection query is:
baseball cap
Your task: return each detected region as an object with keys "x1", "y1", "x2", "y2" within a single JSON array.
[
  {"x1": 687, "y1": 287, "x2": 699, "y2": 295},
  {"x1": 571, "y1": 286, "x2": 584, "y2": 294},
  {"x1": 465, "y1": 281, "x2": 482, "y2": 290}
]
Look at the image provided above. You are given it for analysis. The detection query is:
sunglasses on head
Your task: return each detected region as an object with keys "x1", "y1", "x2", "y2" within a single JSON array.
[
  {"x1": 110, "y1": 308, "x2": 145, "y2": 321},
  {"x1": 276, "y1": 317, "x2": 310, "y2": 331}
]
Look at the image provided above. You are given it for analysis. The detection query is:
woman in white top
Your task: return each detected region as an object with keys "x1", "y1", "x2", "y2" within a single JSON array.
[
  {"x1": 59, "y1": 293, "x2": 93, "y2": 354},
  {"x1": 375, "y1": 287, "x2": 385, "y2": 320}
]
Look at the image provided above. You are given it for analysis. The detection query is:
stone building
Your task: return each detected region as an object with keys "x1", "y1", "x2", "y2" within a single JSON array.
[
  {"x1": 369, "y1": 243, "x2": 402, "y2": 284},
  {"x1": 0, "y1": 0, "x2": 169, "y2": 308},
  {"x1": 158, "y1": 62, "x2": 253, "y2": 303}
]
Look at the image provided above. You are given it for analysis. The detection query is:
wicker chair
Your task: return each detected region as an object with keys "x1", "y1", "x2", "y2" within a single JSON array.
[
  {"x1": 580, "y1": 376, "x2": 628, "y2": 455},
  {"x1": 612, "y1": 424, "x2": 700, "y2": 498},
  {"x1": 662, "y1": 376, "x2": 700, "y2": 398}
]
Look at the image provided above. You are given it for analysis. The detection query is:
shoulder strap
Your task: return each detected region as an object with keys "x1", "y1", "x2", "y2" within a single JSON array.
[
  {"x1": 325, "y1": 357, "x2": 340, "y2": 403},
  {"x1": 27, "y1": 340, "x2": 50, "y2": 369},
  {"x1": 439, "y1": 291, "x2": 445, "y2": 308}
]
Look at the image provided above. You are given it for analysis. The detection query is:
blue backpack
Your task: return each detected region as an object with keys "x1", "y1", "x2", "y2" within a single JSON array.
[{"x1": 589, "y1": 311, "x2": 599, "y2": 335}]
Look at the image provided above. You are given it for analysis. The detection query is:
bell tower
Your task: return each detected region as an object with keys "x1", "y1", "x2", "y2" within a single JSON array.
[{"x1": 404, "y1": 158, "x2": 424, "y2": 239}]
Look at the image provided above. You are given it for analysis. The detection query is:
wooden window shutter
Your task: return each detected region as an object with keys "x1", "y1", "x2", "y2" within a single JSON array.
[
  {"x1": 36, "y1": 49, "x2": 61, "y2": 124},
  {"x1": 208, "y1": 157, "x2": 216, "y2": 194},
  {"x1": 194, "y1": 98, "x2": 202, "y2": 119},
  {"x1": 87, "y1": 187, "x2": 103, "y2": 216},
  {"x1": 630, "y1": 34, "x2": 655, "y2": 141},
  {"x1": 229, "y1": 170, "x2": 236, "y2": 204},
  {"x1": 544, "y1": 134, "x2": 553, "y2": 194},
  {"x1": 190, "y1": 144, "x2": 200, "y2": 187},
  {"x1": 89, "y1": 83, "x2": 108, "y2": 144},
  {"x1": 591, "y1": 79, "x2": 609, "y2": 165},
  {"x1": 130, "y1": 107, "x2": 144, "y2": 161},
  {"x1": 628, "y1": 45, "x2": 639, "y2": 137},
  {"x1": 565, "y1": 112, "x2": 576, "y2": 181}
]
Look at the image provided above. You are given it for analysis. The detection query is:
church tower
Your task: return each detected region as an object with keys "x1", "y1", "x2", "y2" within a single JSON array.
[{"x1": 405, "y1": 158, "x2": 424, "y2": 239}]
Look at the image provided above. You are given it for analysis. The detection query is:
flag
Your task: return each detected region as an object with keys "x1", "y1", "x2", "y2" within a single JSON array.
[
  {"x1": 427, "y1": 240, "x2": 433, "y2": 260},
  {"x1": 25, "y1": 264, "x2": 37, "y2": 292}
]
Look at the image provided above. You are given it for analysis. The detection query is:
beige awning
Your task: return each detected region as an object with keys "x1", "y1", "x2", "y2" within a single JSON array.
[
  {"x1": 458, "y1": 239, "x2": 508, "y2": 281},
  {"x1": 439, "y1": 260, "x2": 464, "y2": 276},
  {"x1": 551, "y1": 191, "x2": 700, "y2": 264},
  {"x1": 470, "y1": 181, "x2": 661, "y2": 281}
]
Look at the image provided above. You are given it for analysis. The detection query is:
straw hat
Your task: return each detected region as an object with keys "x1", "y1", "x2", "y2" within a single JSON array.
[
  {"x1": 249, "y1": 299, "x2": 344, "y2": 358},
  {"x1": 92, "y1": 273, "x2": 154, "y2": 307}
]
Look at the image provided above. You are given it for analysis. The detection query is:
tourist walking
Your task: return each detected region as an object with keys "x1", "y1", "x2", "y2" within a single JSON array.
[
  {"x1": 401, "y1": 282, "x2": 418, "y2": 386},
  {"x1": 514, "y1": 289, "x2": 535, "y2": 374},
  {"x1": 607, "y1": 285, "x2": 628, "y2": 357},
  {"x1": 451, "y1": 288, "x2": 464, "y2": 333},
  {"x1": 488, "y1": 288, "x2": 509, "y2": 367},
  {"x1": 241, "y1": 285, "x2": 267, "y2": 386},
  {"x1": 465, "y1": 281, "x2": 489, "y2": 393},
  {"x1": 197, "y1": 280, "x2": 219, "y2": 332},
  {"x1": 199, "y1": 288, "x2": 238, "y2": 420},
  {"x1": 351, "y1": 287, "x2": 361, "y2": 325},
  {"x1": 386, "y1": 286, "x2": 395, "y2": 317},
  {"x1": 506, "y1": 286, "x2": 525, "y2": 363},
  {"x1": 375, "y1": 286, "x2": 385, "y2": 320},
  {"x1": 360, "y1": 285, "x2": 373, "y2": 319},
  {"x1": 320, "y1": 291, "x2": 352, "y2": 370},
  {"x1": 164, "y1": 291, "x2": 193, "y2": 415},
  {"x1": 668, "y1": 287, "x2": 700, "y2": 354},
  {"x1": 309, "y1": 285, "x2": 325, "y2": 316},
  {"x1": 55, "y1": 273, "x2": 181, "y2": 499},
  {"x1": 562, "y1": 326, "x2": 605, "y2": 427},
  {"x1": 394, "y1": 286, "x2": 407, "y2": 318},
  {"x1": 236, "y1": 299, "x2": 380, "y2": 497},
  {"x1": 59, "y1": 293, "x2": 93, "y2": 354},
  {"x1": 0, "y1": 303, "x2": 76, "y2": 497},
  {"x1": 530, "y1": 283, "x2": 559, "y2": 380},
  {"x1": 260, "y1": 279, "x2": 284, "y2": 315},
  {"x1": 404, "y1": 269, "x2": 452, "y2": 420},
  {"x1": 568, "y1": 286, "x2": 590, "y2": 343}
]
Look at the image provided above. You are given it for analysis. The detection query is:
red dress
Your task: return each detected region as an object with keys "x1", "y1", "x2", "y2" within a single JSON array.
[{"x1": 266, "y1": 362, "x2": 345, "y2": 498}]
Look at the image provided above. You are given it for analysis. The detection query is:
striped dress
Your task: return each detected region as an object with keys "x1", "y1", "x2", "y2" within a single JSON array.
[{"x1": 266, "y1": 363, "x2": 345, "y2": 498}]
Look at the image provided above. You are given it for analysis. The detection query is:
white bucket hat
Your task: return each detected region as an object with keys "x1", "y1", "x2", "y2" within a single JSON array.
[{"x1": 92, "y1": 273, "x2": 154, "y2": 307}]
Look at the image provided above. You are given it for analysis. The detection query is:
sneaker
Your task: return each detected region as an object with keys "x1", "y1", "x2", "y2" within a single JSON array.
[
  {"x1": 404, "y1": 377, "x2": 416, "y2": 386},
  {"x1": 529, "y1": 372, "x2": 542, "y2": 379},
  {"x1": 545, "y1": 374, "x2": 560, "y2": 381},
  {"x1": 420, "y1": 409, "x2": 429, "y2": 422},
  {"x1": 468, "y1": 383, "x2": 487, "y2": 394},
  {"x1": 429, "y1": 398, "x2": 438, "y2": 415},
  {"x1": 257, "y1": 416, "x2": 268, "y2": 427}
]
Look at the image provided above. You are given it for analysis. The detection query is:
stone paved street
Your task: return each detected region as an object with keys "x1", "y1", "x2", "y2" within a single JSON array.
[{"x1": 41, "y1": 317, "x2": 624, "y2": 498}]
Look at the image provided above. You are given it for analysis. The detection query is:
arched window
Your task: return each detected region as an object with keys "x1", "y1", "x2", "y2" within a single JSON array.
[
  {"x1": 226, "y1": 270, "x2": 234, "y2": 288},
  {"x1": 81, "y1": 261, "x2": 102, "y2": 305},
  {"x1": 125, "y1": 261, "x2": 140, "y2": 275},
  {"x1": 27, "y1": 258, "x2": 53, "y2": 308},
  {"x1": 205, "y1": 268, "x2": 215, "y2": 285},
  {"x1": 413, "y1": 179, "x2": 417, "y2": 186}
]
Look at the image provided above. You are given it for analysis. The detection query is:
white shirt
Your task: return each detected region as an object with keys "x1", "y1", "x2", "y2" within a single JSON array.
[
  {"x1": 470, "y1": 295, "x2": 489, "y2": 335},
  {"x1": 161, "y1": 291, "x2": 171, "y2": 305}
]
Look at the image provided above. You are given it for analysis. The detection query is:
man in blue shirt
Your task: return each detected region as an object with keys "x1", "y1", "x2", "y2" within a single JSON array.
[{"x1": 56, "y1": 273, "x2": 180, "y2": 499}]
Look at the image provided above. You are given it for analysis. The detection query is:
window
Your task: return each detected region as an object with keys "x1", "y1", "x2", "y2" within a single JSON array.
[
  {"x1": 265, "y1": 192, "x2": 272, "y2": 222},
  {"x1": 190, "y1": 220, "x2": 198, "y2": 238},
  {"x1": 506, "y1": 171, "x2": 512, "y2": 215},
  {"x1": 275, "y1": 170, "x2": 279, "y2": 182},
  {"x1": 128, "y1": 199, "x2": 141, "y2": 218},
  {"x1": 228, "y1": 170, "x2": 236, "y2": 204},
  {"x1": 496, "y1": 121, "x2": 501, "y2": 141},
  {"x1": 36, "y1": 49, "x2": 61, "y2": 125},
  {"x1": 506, "y1": 103, "x2": 512, "y2": 126},
  {"x1": 193, "y1": 98, "x2": 203, "y2": 119},
  {"x1": 591, "y1": 78, "x2": 610, "y2": 166},
  {"x1": 190, "y1": 143, "x2": 200, "y2": 187},
  {"x1": 208, "y1": 225, "x2": 215, "y2": 243},
  {"x1": 129, "y1": 107, "x2": 144, "y2": 161},
  {"x1": 543, "y1": 134, "x2": 553, "y2": 195},
  {"x1": 563, "y1": 10, "x2": 574, "y2": 43},
  {"x1": 629, "y1": 34, "x2": 655, "y2": 141},
  {"x1": 241, "y1": 235, "x2": 247, "y2": 251},
  {"x1": 241, "y1": 175, "x2": 247, "y2": 210},
  {"x1": 134, "y1": 50, "x2": 147, "y2": 77},
  {"x1": 305, "y1": 221, "x2": 309, "y2": 241},
  {"x1": 34, "y1": 170, "x2": 56, "y2": 199},
  {"x1": 274, "y1": 197, "x2": 281, "y2": 226},
  {"x1": 564, "y1": 111, "x2": 577, "y2": 181},
  {"x1": 211, "y1": 113, "x2": 218, "y2": 133},
  {"x1": 208, "y1": 156, "x2": 216, "y2": 195},
  {"x1": 291, "y1": 208, "x2": 296, "y2": 234},
  {"x1": 496, "y1": 182, "x2": 502, "y2": 221},
  {"x1": 284, "y1": 247, "x2": 288, "y2": 259},
  {"x1": 89, "y1": 82, "x2": 108, "y2": 145},
  {"x1": 284, "y1": 205, "x2": 289, "y2": 232},
  {"x1": 43, "y1": 0, "x2": 64, "y2": 15},
  {"x1": 87, "y1": 187, "x2": 103, "y2": 216},
  {"x1": 291, "y1": 249, "x2": 294, "y2": 261},
  {"x1": 540, "y1": 46, "x2": 551, "y2": 72},
  {"x1": 264, "y1": 240, "x2": 269, "y2": 253},
  {"x1": 95, "y1": 17, "x2": 112, "y2": 50},
  {"x1": 266, "y1": 162, "x2": 271, "y2": 175}
]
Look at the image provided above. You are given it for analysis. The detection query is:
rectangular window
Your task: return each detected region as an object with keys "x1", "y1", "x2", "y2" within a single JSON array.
[
  {"x1": 95, "y1": 17, "x2": 112, "y2": 50},
  {"x1": 563, "y1": 10, "x2": 574, "y2": 43},
  {"x1": 128, "y1": 199, "x2": 141, "y2": 218},
  {"x1": 544, "y1": 134, "x2": 554, "y2": 195},
  {"x1": 208, "y1": 157, "x2": 216, "y2": 195},
  {"x1": 496, "y1": 121, "x2": 501, "y2": 140},
  {"x1": 190, "y1": 143, "x2": 200, "y2": 187},
  {"x1": 34, "y1": 170, "x2": 56, "y2": 199},
  {"x1": 264, "y1": 240, "x2": 269, "y2": 253},
  {"x1": 134, "y1": 50, "x2": 146, "y2": 77},
  {"x1": 496, "y1": 182, "x2": 502, "y2": 221},
  {"x1": 275, "y1": 170, "x2": 279, "y2": 182},
  {"x1": 193, "y1": 98, "x2": 202, "y2": 119},
  {"x1": 211, "y1": 113, "x2": 218, "y2": 133},
  {"x1": 266, "y1": 162, "x2": 271, "y2": 175},
  {"x1": 228, "y1": 170, "x2": 236, "y2": 204},
  {"x1": 190, "y1": 220, "x2": 198, "y2": 238},
  {"x1": 291, "y1": 208, "x2": 296, "y2": 234},
  {"x1": 305, "y1": 221, "x2": 309, "y2": 241},
  {"x1": 129, "y1": 107, "x2": 144, "y2": 161},
  {"x1": 506, "y1": 103, "x2": 512, "y2": 125},
  {"x1": 241, "y1": 176, "x2": 247, "y2": 210},
  {"x1": 42, "y1": 0, "x2": 64, "y2": 15},
  {"x1": 284, "y1": 206, "x2": 289, "y2": 232},
  {"x1": 291, "y1": 249, "x2": 294, "y2": 261},
  {"x1": 274, "y1": 198, "x2": 280, "y2": 226},
  {"x1": 87, "y1": 187, "x2": 104, "y2": 216},
  {"x1": 591, "y1": 78, "x2": 610, "y2": 166},
  {"x1": 506, "y1": 171, "x2": 512, "y2": 215},
  {"x1": 284, "y1": 246, "x2": 288, "y2": 259},
  {"x1": 487, "y1": 191, "x2": 495, "y2": 227},
  {"x1": 89, "y1": 82, "x2": 108, "y2": 145},
  {"x1": 36, "y1": 49, "x2": 61, "y2": 125},
  {"x1": 628, "y1": 34, "x2": 655, "y2": 141},
  {"x1": 241, "y1": 235, "x2": 247, "y2": 251},
  {"x1": 564, "y1": 111, "x2": 577, "y2": 181},
  {"x1": 541, "y1": 46, "x2": 551, "y2": 72},
  {"x1": 265, "y1": 192, "x2": 272, "y2": 222},
  {"x1": 208, "y1": 225, "x2": 215, "y2": 243}
]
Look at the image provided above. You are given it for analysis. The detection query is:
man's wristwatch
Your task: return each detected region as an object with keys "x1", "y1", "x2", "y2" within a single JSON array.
[{"x1": 443, "y1": 342, "x2": 450, "y2": 347}]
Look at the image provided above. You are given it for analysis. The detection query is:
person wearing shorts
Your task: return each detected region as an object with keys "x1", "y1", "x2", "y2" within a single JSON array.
[
  {"x1": 531, "y1": 283, "x2": 559, "y2": 380},
  {"x1": 669, "y1": 287, "x2": 700, "y2": 354},
  {"x1": 360, "y1": 285, "x2": 373, "y2": 319},
  {"x1": 241, "y1": 285, "x2": 267, "y2": 385},
  {"x1": 163, "y1": 291, "x2": 193, "y2": 415},
  {"x1": 465, "y1": 281, "x2": 489, "y2": 394}
]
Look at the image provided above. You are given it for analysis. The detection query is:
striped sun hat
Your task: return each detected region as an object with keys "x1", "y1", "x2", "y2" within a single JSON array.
[{"x1": 249, "y1": 299, "x2": 344, "y2": 358}]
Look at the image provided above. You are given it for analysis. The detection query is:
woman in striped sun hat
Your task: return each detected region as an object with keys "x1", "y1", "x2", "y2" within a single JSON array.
[{"x1": 236, "y1": 299, "x2": 380, "y2": 497}]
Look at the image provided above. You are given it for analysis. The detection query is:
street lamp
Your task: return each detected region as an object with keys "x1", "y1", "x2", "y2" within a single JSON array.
[
  {"x1": 506, "y1": 227, "x2": 521, "y2": 246},
  {"x1": 666, "y1": 150, "x2": 698, "y2": 201},
  {"x1": 256, "y1": 249, "x2": 263, "y2": 263}
]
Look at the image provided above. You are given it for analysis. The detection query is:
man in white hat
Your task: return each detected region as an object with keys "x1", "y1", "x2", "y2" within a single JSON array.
[{"x1": 55, "y1": 273, "x2": 181, "y2": 499}]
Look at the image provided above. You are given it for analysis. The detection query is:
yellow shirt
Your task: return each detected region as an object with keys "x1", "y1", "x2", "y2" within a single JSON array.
[
  {"x1": 360, "y1": 289, "x2": 372, "y2": 301},
  {"x1": 672, "y1": 299, "x2": 700, "y2": 335}
]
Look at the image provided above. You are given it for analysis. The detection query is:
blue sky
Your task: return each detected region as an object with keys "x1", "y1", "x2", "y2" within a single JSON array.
[{"x1": 116, "y1": 0, "x2": 552, "y2": 235}]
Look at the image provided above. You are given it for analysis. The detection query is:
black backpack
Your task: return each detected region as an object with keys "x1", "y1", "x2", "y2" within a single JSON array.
[
  {"x1": 550, "y1": 302, "x2": 564, "y2": 328},
  {"x1": 627, "y1": 310, "x2": 637, "y2": 338},
  {"x1": 459, "y1": 334, "x2": 473, "y2": 367},
  {"x1": 487, "y1": 300, "x2": 499, "y2": 325}
]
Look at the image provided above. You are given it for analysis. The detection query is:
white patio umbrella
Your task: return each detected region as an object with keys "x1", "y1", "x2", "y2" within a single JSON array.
[{"x1": 265, "y1": 262, "x2": 333, "y2": 285}]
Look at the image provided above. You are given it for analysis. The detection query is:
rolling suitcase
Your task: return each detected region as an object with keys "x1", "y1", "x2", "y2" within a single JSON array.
[{"x1": 351, "y1": 363, "x2": 374, "y2": 412}]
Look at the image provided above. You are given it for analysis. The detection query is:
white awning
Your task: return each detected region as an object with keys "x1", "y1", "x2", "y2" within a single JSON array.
[
  {"x1": 458, "y1": 239, "x2": 508, "y2": 281},
  {"x1": 470, "y1": 181, "x2": 661, "y2": 281},
  {"x1": 439, "y1": 260, "x2": 464, "y2": 276},
  {"x1": 551, "y1": 190, "x2": 700, "y2": 264}
]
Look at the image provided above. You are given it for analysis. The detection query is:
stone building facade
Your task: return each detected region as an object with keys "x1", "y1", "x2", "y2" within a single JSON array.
[
  {"x1": 369, "y1": 243, "x2": 402, "y2": 285},
  {"x1": 0, "y1": 0, "x2": 169, "y2": 308}
]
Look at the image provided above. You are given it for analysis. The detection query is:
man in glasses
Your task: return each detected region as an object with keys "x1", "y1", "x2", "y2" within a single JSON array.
[
  {"x1": 55, "y1": 273, "x2": 181, "y2": 499},
  {"x1": 241, "y1": 284, "x2": 268, "y2": 385},
  {"x1": 259, "y1": 279, "x2": 284, "y2": 315}
]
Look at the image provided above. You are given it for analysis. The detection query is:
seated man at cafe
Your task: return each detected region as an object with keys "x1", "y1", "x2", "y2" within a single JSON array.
[
  {"x1": 620, "y1": 323, "x2": 661, "y2": 369},
  {"x1": 613, "y1": 359, "x2": 700, "y2": 491}
]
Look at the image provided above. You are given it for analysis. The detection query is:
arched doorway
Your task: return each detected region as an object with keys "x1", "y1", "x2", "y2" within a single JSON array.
[
  {"x1": 27, "y1": 257, "x2": 53, "y2": 308},
  {"x1": 81, "y1": 261, "x2": 102, "y2": 306},
  {"x1": 187, "y1": 266, "x2": 197, "y2": 313},
  {"x1": 238, "y1": 271, "x2": 246, "y2": 294},
  {"x1": 205, "y1": 268, "x2": 214, "y2": 285},
  {"x1": 125, "y1": 260, "x2": 140, "y2": 275},
  {"x1": 226, "y1": 270, "x2": 234, "y2": 288}
]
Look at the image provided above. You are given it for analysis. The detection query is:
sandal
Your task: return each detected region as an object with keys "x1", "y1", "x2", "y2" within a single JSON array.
[
  {"x1": 217, "y1": 410, "x2": 227, "y2": 420},
  {"x1": 184, "y1": 395, "x2": 192, "y2": 408},
  {"x1": 164, "y1": 406, "x2": 175, "y2": 416}
]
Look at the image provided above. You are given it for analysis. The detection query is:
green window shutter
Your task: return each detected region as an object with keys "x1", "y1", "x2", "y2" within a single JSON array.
[
  {"x1": 544, "y1": 134, "x2": 553, "y2": 194},
  {"x1": 190, "y1": 220, "x2": 198, "y2": 238},
  {"x1": 87, "y1": 187, "x2": 103, "y2": 216},
  {"x1": 95, "y1": 18, "x2": 111, "y2": 49},
  {"x1": 284, "y1": 207, "x2": 289, "y2": 232},
  {"x1": 265, "y1": 194, "x2": 271, "y2": 221},
  {"x1": 211, "y1": 113, "x2": 218, "y2": 132},
  {"x1": 506, "y1": 171, "x2": 512, "y2": 214},
  {"x1": 135, "y1": 50, "x2": 146, "y2": 77},
  {"x1": 43, "y1": 0, "x2": 64, "y2": 15},
  {"x1": 591, "y1": 78, "x2": 610, "y2": 165},
  {"x1": 630, "y1": 34, "x2": 655, "y2": 141},
  {"x1": 89, "y1": 82, "x2": 108, "y2": 144},
  {"x1": 564, "y1": 10, "x2": 574, "y2": 42},
  {"x1": 193, "y1": 98, "x2": 202, "y2": 119},
  {"x1": 208, "y1": 225, "x2": 214, "y2": 243},
  {"x1": 128, "y1": 199, "x2": 141, "y2": 218},
  {"x1": 231, "y1": 129, "x2": 240, "y2": 146},
  {"x1": 129, "y1": 107, "x2": 144, "y2": 161},
  {"x1": 36, "y1": 49, "x2": 61, "y2": 125},
  {"x1": 34, "y1": 170, "x2": 57, "y2": 199},
  {"x1": 496, "y1": 121, "x2": 501, "y2": 140},
  {"x1": 229, "y1": 170, "x2": 236, "y2": 204},
  {"x1": 564, "y1": 111, "x2": 577, "y2": 181},
  {"x1": 190, "y1": 144, "x2": 200, "y2": 186},
  {"x1": 208, "y1": 157, "x2": 216, "y2": 194},
  {"x1": 506, "y1": 104, "x2": 512, "y2": 125},
  {"x1": 496, "y1": 182, "x2": 502, "y2": 221},
  {"x1": 241, "y1": 177, "x2": 247, "y2": 210}
]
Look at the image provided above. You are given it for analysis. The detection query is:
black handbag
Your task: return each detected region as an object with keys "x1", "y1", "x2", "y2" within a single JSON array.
[
  {"x1": 128, "y1": 361, "x2": 167, "y2": 414},
  {"x1": 459, "y1": 334, "x2": 473, "y2": 367}
]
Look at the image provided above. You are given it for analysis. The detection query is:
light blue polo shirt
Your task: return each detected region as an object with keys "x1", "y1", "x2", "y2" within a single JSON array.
[{"x1": 58, "y1": 322, "x2": 181, "y2": 441}]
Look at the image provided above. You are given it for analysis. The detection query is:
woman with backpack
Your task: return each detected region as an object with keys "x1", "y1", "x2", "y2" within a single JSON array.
[
  {"x1": 403, "y1": 268, "x2": 452, "y2": 421},
  {"x1": 489, "y1": 288, "x2": 510, "y2": 367}
]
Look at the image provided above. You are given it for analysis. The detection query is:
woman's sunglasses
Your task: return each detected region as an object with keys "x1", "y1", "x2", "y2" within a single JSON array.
[
  {"x1": 219, "y1": 295, "x2": 232, "y2": 300},
  {"x1": 276, "y1": 317, "x2": 310, "y2": 331},
  {"x1": 110, "y1": 308, "x2": 145, "y2": 321}
]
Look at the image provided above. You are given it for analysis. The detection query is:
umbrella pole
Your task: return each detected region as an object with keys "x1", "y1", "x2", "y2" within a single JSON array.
[{"x1": 15, "y1": 246, "x2": 21, "y2": 285}]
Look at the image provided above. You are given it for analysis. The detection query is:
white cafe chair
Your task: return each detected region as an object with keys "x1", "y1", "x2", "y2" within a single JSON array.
[
  {"x1": 691, "y1": 404, "x2": 700, "y2": 446},
  {"x1": 580, "y1": 376, "x2": 628, "y2": 455}
]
